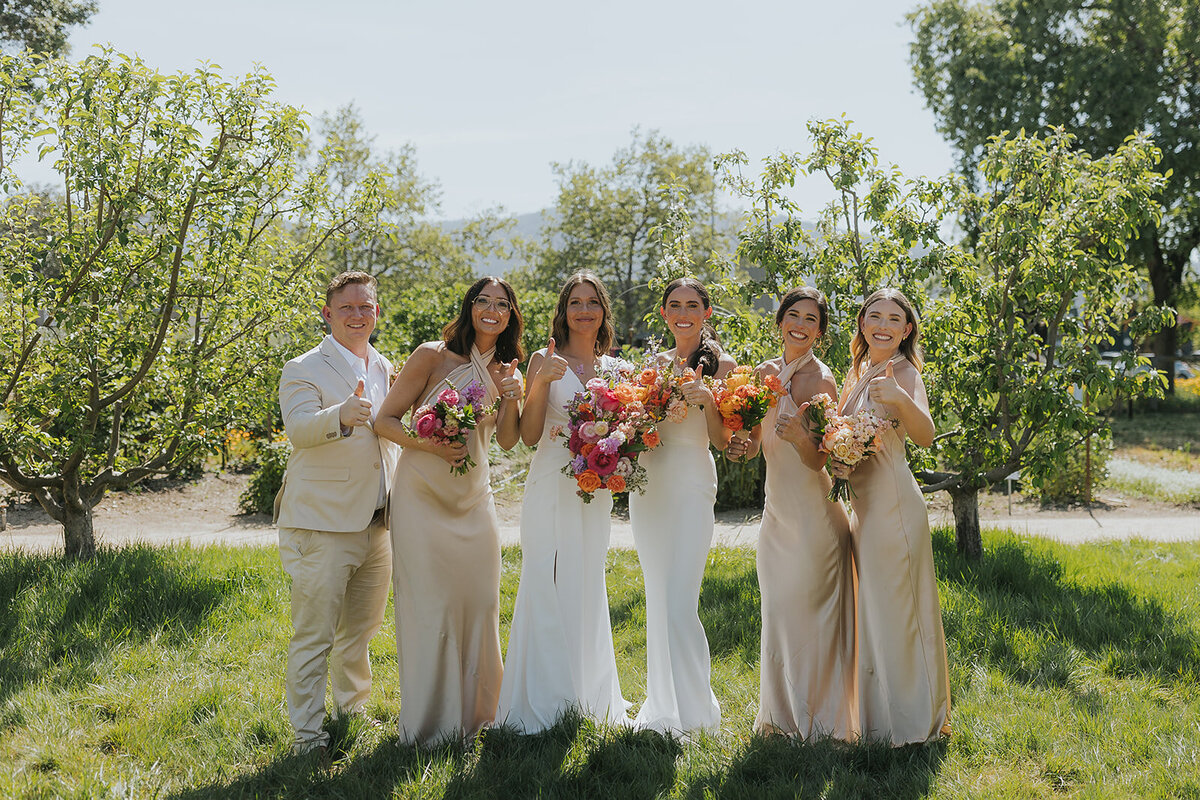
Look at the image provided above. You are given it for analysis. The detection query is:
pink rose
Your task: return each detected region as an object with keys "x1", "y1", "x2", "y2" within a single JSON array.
[
  {"x1": 437, "y1": 388, "x2": 460, "y2": 406},
  {"x1": 414, "y1": 412, "x2": 442, "y2": 438},
  {"x1": 596, "y1": 390, "x2": 621, "y2": 413},
  {"x1": 579, "y1": 421, "x2": 601, "y2": 443}
]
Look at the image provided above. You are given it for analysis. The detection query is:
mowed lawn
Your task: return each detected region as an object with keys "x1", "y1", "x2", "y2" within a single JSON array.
[{"x1": 2, "y1": 530, "x2": 1199, "y2": 799}]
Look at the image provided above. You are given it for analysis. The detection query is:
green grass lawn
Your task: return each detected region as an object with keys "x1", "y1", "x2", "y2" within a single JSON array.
[{"x1": 2, "y1": 531, "x2": 1199, "y2": 799}]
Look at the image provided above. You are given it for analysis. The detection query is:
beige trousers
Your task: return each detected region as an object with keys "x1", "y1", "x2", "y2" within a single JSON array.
[{"x1": 279, "y1": 516, "x2": 390, "y2": 752}]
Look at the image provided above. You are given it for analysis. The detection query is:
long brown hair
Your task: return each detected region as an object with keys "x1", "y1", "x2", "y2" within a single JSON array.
[
  {"x1": 442, "y1": 277, "x2": 526, "y2": 363},
  {"x1": 849, "y1": 287, "x2": 923, "y2": 378},
  {"x1": 661, "y1": 276, "x2": 723, "y2": 377},
  {"x1": 550, "y1": 271, "x2": 615, "y2": 356}
]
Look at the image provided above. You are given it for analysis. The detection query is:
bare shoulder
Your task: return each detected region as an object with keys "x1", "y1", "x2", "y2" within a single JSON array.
[
  {"x1": 713, "y1": 352, "x2": 739, "y2": 379},
  {"x1": 755, "y1": 357, "x2": 783, "y2": 380},
  {"x1": 891, "y1": 357, "x2": 925, "y2": 392}
]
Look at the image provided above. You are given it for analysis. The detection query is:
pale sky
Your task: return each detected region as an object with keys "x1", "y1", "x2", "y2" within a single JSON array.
[{"x1": 62, "y1": 0, "x2": 956, "y2": 221}]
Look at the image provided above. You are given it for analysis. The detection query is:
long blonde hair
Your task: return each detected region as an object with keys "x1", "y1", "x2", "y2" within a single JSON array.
[{"x1": 849, "y1": 288, "x2": 924, "y2": 379}]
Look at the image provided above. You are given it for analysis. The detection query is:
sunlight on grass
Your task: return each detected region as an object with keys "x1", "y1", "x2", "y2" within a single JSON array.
[
  {"x1": 1, "y1": 534, "x2": 1198, "y2": 798},
  {"x1": 1107, "y1": 456, "x2": 1200, "y2": 504}
]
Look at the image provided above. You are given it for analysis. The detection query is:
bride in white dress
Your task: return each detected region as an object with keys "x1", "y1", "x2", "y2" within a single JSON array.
[
  {"x1": 629, "y1": 277, "x2": 736, "y2": 736},
  {"x1": 496, "y1": 272, "x2": 630, "y2": 732}
]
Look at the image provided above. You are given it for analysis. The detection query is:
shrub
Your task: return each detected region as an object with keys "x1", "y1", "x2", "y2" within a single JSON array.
[
  {"x1": 239, "y1": 440, "x2": 292, "y2": 515},
  {"x1": 714, "y1": 447, "x2": 766, "y2": 510},
  {"x1": 1028, "y1": 434, "x2": 1112, "y2": 504}
]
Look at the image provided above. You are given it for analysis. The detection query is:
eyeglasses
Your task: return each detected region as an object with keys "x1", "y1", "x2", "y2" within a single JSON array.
[{"x1": 473, "y1": 296, "x2": 512, "y2": 313}]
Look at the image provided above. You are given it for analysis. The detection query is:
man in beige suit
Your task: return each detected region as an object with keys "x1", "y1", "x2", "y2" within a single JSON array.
[{"x1": 274, "y1": 270, "x2": 400, "y2": 755}]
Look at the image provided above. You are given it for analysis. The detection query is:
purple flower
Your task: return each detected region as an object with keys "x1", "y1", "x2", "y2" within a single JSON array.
[
  {"x1": 597, "y1": 436, "x2": 621, "y2": 455},
  {"x1": 462, "y1": 380, "x2": 486, "y2": 405}
]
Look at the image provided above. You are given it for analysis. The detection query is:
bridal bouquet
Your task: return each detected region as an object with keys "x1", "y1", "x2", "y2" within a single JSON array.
[
  {"x1": 714, "y1": 365, "x2": 784, "y2": 441},
  {"x1": 410, "y1": 380, "x2": 496, "y2": 475},
  {"x1": 804, "y1": 393, "x2": 895, "y2": 502},
  {"x1": 557, "y1": 366, "x2": 665, "y2": 503},
  {"x1": 632, "y1": 355, "x2": 691, "y2": 425}
]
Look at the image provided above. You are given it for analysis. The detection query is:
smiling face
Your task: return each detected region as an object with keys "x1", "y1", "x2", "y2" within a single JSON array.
[
  {"x1": 778, "y1": 297, "x2": 823, "y2": 358},
  {"x1": 859, "y1": 298, "x2": 913, "y2": 357},
  {"x1": 470, "y1": 280, "x2": 512, "y2": 339},
  {"x1": 565, "y1": 282, "x2": 604, "y2": 338},
  {"x1": 660, "y1": 285, "x2": 711, "y2": 339},
  {"x1": 322, "y1": 282, "x2": 378, "y2": 356}
]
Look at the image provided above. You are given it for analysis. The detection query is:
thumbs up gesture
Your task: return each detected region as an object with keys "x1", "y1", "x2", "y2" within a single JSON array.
[
  {"x1": 340, "y1": 377, "x2": 372, "y2": 428},
  {"x1": 867, "y1": 360, "x2": 904, "y2": 409},
  {"x1": 498, "y1": 358, "x2": 522, "y2": 401},
  {"x1": 535, "y1": 337, "x2": 569, "y2": 386},
  {"x1": 681, "y1": 359, "x2": 714, "y2": 408}
]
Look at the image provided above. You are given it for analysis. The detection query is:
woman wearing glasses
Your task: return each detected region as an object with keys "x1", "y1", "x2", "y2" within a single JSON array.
[{"x1": 376, "y1": 277, "x2": 525, "y2": 745}]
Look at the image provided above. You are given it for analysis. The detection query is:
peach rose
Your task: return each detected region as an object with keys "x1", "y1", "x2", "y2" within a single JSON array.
[{"x1": 641, "y1": 429, "x2": 661, "y2": 448}]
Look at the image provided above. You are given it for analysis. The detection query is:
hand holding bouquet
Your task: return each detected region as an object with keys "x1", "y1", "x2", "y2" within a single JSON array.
[
  {"x1": 409, "y1": 380, "x2": 497, "y2": 475},
  {"x1": 714, "y1": 366, "x2": 784, "y2": 450},
  {"x1": 804, "y1": 392, "x2": 895, "y2": 502},
  {"x1": 559, "y1": 366, "x2": 665, "y2": 503}
]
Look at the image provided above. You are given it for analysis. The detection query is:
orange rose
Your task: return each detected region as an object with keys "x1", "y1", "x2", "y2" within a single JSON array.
[
  {"x1": 723, "y1": 413, "x2": 744, "y2": 431},
  {"x1": 641, "y1": 429, "x2": 661, "y2": 448},
  {"x1": 578, "y1": 402, "x2": 592, "y2": 414},
  {"x1": 764, "y1": 374, "x2": 783, "y2": 393},
  {"x1": 638, "y1": 368, "x2": 659, "y2": 386},
  {"x1": 580, "y1": 442, "x2": 596, "y2": 456},
  {"x1": 735, "y1": 384, "x2": 755, "y2": 399},
  {"x1": 577, "y1": 470, "x2": 602, "y2": 493},
  {"x1": 605, "y1": 474, "x2": 627, "y2": 493}
]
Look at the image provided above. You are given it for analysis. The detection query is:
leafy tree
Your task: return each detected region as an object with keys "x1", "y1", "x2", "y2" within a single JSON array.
[
  {"x1": 717, "y1": 117, "x2": 954, "y2": 368},
  {"x1": 909, "y1": 0, "x2": 1200, "y2": 390},
  {"x1": 0, "y1": 0, "x2": 95, "y2": 55},
  {"x1": 0, "y1": 50, "x2": 383, "y2": 559},
  {"x1": 719, "y1": 120, "x2": 1169, "y2": 557},
  {"x1": 921, "y1": 128, "x2": 1171, "y2": 556},
  {"x1": 310, "y1": 104, "x2": 517, "y2": 359},
  {"x1": 532, "y1": 128, "x2": 727, "y2": 342}
]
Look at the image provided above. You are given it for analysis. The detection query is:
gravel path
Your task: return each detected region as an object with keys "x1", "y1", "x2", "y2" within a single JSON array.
[{"x1": 5, "y1": 507, "x2": 1198, "y2": 553}]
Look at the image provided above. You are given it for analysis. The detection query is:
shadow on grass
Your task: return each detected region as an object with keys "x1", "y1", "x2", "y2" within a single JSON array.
[
  {"x1": 608, "y1": 549, "x2": 761, "y2": 664},
  {"x1": 932, "y1": 529, "x2": 1200, "y2": 687},
  {"x1": 686, "y1": 735, "x2": 947, "y2": 800},
  {"x1": 169, "y1": 713, "x2": 681, "y2": 800},
  {"x1": 0, "y1": 545, "x2": 231, "y2": 703}
]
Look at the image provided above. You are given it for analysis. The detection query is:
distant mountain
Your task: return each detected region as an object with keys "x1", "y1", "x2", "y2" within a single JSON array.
[{"x1": 439, "y1": 209, "x2": 817, "y2": 278}]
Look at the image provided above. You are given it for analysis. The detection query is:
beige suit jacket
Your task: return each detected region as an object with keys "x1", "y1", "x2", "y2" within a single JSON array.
[{"x1": 273, "y1": 335, "x2": 401, "y2": 533}]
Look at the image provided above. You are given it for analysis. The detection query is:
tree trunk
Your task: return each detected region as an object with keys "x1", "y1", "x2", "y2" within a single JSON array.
[
  {"x1": 948, "y1": 484, "x2": 982, "y2": 560},
  {"x1": 62, "y1": 503, "x2": 97, "y2": 560},
  {"x1": 1145, "y1": 232, "x2": 1179, "y2": 395}
]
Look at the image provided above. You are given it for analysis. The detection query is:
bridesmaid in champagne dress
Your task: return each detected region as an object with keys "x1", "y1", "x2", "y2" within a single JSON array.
[
  {"x1": 727, "y1": 287, "x2": 858, "y2": 740},
  {"x1": 629, "y1": 277, "x2": 735, "y2": 736},
  {"x1": 836, "y1": 287, "x2": 951, "y2": 745},
  {"x1": 375, "y1": 277, "x2": 525, "y2": 746},
  {"x1": 496, "y1": 272, "x2": 630, "y2": 732}
]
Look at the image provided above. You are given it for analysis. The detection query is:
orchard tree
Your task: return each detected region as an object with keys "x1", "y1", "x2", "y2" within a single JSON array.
[
  {"x1": 718, "y1": 120, "x2": 1168, "y2": 557},
  {"x1": 0, "y1": 50, "x2": 383, "y2": 559},
  {"x1": 909, "y1": 0, "x2": 1200, "y2": 390},
  {"x1": 717, "y1": 117, "x2": 955, "y2": 368},
  {"x1": 0, "y1": 0, "x2": 95, "y2": 55},
  {"x1": 533, "y1": 128, "x2": 727, "y2": 342},
  {"x1": 311, "y1": 103, "x2": 517, "y2": 356},
  {"x1": 921, "y1": 128, "x2": 1171, "y2": 556}
]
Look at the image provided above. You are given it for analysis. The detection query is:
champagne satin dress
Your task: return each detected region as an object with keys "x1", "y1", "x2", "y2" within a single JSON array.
[
  {"x1": 390, "y1": 345, "x2": 504, "y2": 745},
  {"x1": 755, "y1": 352, "x2": 858, "y2": 740},
  {"x1": 840, "y1": 357, "x2": 950, "y2": 745}
]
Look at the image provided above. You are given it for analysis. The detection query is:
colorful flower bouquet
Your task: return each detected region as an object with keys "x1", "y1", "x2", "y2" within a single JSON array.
[
  {"x1": 409, "y1": 380, "x2": 497, "y2": 475},
  {"x1": 714, "y1": 365, "x2": 784, "y2": 441},
  {"x1": 804, "y1": 393, "x2": 896, "y2": 502},
  {"x1": 558, "y1": 364, "x2": 667, "y2": 503}
]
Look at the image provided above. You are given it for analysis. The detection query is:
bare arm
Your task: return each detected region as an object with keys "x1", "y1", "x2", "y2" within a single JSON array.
[{"x1": 375, "y1": 344, "x2": 468, "y2": 466}]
